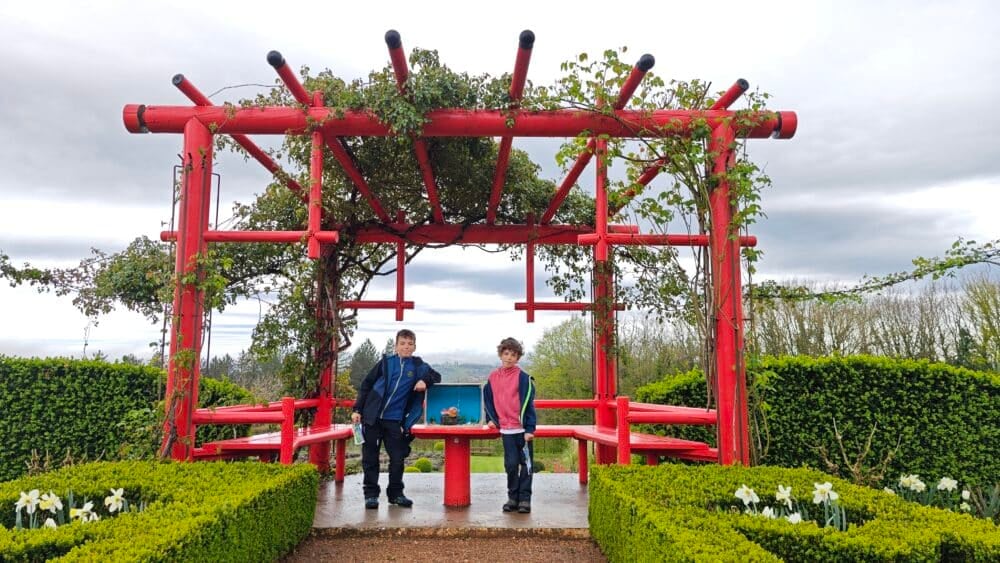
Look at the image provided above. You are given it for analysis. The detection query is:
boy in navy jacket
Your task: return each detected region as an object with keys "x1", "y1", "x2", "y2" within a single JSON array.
[
  {"x1": 352, "y1": 329, "x2": 441, "y2": 509},
  {"x1": 483, "y1": 337, "x2": 537, "y2": 513}
]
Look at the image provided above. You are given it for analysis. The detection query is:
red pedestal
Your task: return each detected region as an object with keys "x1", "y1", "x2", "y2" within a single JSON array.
[{"x1": 443, "y1": 436, "x2": 472, "y2": 507}]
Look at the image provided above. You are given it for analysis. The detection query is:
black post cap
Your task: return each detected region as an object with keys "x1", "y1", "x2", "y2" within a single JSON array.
[
  {"x1": 171, "y1": 74, "x2": 185, "y2": 86},
  {"x1": 637, "y1": 54, "x2": 655, "y2": 72},
  {"x1": 736, "y1": 78, "x2": 750, "y2": 92},
  {"x1": 519, "y1": 30, "x2": 535, "y2": 49},
  {"x1": 385, "y1": 30, "x2": 402, "y2": 49},
  {"x1": 267, "y1": 50, "x2": 285, "y2": 68}
]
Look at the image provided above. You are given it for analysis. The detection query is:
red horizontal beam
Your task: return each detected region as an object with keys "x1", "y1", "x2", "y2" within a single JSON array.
[
  {"x1": 627, "y1": 410, "x2": 716, "y2": 425},
  {"x1": 514, "y1": 302, "x2": 625, "y2": 311},
  {"x1": 161, "y1": 230, "x2": 339, "y2": 243},
  {"x1": 193, "y1": 411, "x2": 285, "y2": 424},
  {"x1": 338, "y1": 300, "x2": 415, "y2": 310},
  {"x1": 124, "y1": 106, "x2": 797, "y2": 139},
  {"x1": 535, "y1": 399, "x2": 600, "y2": 409},
  {"x1": 577, "y1": 233, "x2": 757, "y2": 247}
]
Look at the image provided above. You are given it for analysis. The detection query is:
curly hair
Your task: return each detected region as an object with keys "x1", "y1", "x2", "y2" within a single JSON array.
[{"x1": 496, "y1": 337, "x2": 524, "y2": 358}]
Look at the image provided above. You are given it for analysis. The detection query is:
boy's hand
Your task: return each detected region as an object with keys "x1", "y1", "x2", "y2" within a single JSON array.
[
  {"x1": 487, "y1": 421, "x2": 497, "y2": 430},
  {"x1": 525, "y1": 432, "x2": 534, "y2": 441},
  {"x1": 414, "y1": 380, "x2": 427, "y2": 392},
  {"x1": 351, "y1": 412, "x2": 361, "y2": 424}
]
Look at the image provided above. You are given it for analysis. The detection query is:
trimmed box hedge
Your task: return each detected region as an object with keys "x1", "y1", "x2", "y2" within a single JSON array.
[
  {"x1": 0, "y1": 357, "x2": 256, "y2": 480},
  {"x1": 590, "y1": 464, "x2": 1000, "y2": 562},
  {"x1": 0, "y1": 461, "x2": 318, "y2": 561},
  {"x1": 635, "y1": 355, "x2": 1000, "y2": 486}
]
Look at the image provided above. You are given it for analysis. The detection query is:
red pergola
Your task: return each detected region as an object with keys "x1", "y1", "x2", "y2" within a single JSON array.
[{"x1": 124, "y1": 30, "x2": 796, "y2": 505}]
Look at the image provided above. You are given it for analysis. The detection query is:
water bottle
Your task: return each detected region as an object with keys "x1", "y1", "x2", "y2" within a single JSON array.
[
  {"x1": 522, "y1": 442, "x2": 532, "y2": 473},
  {"x1": 353, "y1": 423, "x2": 365, "y2": 445}
]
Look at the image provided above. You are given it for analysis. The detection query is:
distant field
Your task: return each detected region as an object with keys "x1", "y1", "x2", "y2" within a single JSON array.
[{"x1": 470, "y1": 455, "x2": 505, "y2": 472}]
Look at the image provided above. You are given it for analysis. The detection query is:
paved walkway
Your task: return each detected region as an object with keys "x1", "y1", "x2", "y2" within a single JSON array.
[{"x1": 314, "y1": 472, "x2": 590, "y2": 533}]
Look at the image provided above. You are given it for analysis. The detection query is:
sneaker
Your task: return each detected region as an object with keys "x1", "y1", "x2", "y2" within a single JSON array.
[
  {"x1": 364, "y1": 497, "x2": 379, "y2": 509},
  {"x1": 517, "y1": 500, "x2": 531, "y2": 513},
  {"x1": 502, "y1": 498, "x2": 518, "y2": 513},
  {"x1": 388, "y1": 495, "x2": 413, "y2": 507}
]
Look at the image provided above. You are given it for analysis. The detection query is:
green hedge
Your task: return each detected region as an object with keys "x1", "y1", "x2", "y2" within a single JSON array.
[
  {"x1": 590, "y1": 464, "x2": 1000, "y2": 562},
  {"x1": 0, "y1": 357, "x2": 256, "y2": 480},
  {"x1": 635, "y1": 356, "x2": 1000, "y2": 486},
  {"x1": 0, "y1": 461, "x2": 318, "y2": 561}
]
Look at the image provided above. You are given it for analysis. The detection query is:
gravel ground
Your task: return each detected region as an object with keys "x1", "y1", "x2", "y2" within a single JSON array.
[{"x1": 283, "y1": 531, "x2": 607, "y2": 562}]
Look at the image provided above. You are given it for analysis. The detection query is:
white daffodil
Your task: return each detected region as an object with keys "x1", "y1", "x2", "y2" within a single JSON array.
[
  {"x1": 812, "y1": 482, "x2": 839, "y2": 504},
  {"x1": 43, "y1": 518, "x2": 57, "y2": 529},
  {"x1": 937, "y1": 477, "x2": 958, "y2": 492},
  {"x1": 899, "y1": 474, "x2": 918, "y2": 489},
  {"x1": 761, "y1": 506, "x2": 777, "y2": 519},
  {"x1": 70, "y1": 501, "x2": 96, "y2": 522},
  {"x1": 775, "y1": 485, "x2": 793, "y2": 510},
  {"x1": 15, "y1": 490, "x2": 40, "y2": 514},
  {"x1": 883, "y1": 487, "x2": 896, "y2": 495},
  {"x1": 734, "y1": 484, "x2": 760, "y2": 506},
  {"x1": 911, "y1": 478, "x2": 927, "y2": 493},
  {"x1": 962, "y1": 490, "x2": 971, "y2": 501},
  {"x1": 960, "y1": 502, "x2": 971, "y2": 512},
  {"x1": 104, "y1": 488, "x2": 125, "y2": 513},
  {"x1": 786, "y1": 512, "x2": 802, "y2": 524},
  {"x1": 40, "y1": 491, "x2": 63, "y2": 514}
]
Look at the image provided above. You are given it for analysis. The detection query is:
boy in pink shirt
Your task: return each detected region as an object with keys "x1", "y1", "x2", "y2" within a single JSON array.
[{"x1": 483, "y1": 337, "x2": 537, "y2": 513}]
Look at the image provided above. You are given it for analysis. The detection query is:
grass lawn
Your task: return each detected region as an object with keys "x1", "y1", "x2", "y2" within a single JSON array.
[{"x1": 469, "y1": 455, "x2": 505, "y2": 472}]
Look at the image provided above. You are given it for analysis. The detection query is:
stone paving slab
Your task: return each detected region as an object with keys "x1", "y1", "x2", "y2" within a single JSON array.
[{"x1": 313, "y1": 473, "x2": 590, "y2": 531}]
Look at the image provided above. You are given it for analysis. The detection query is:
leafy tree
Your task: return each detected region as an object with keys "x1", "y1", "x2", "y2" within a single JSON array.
[
  {"x1": 348, "y1": 339, "x2": 379, "y2": 388},
  {"x1": 526, "y1": 317, "x2": 594, "y2": 425}
]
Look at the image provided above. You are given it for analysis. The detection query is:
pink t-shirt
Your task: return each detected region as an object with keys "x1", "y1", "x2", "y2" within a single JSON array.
[{"x1": 488, "y1": 366, "x2": 523, "y2": 432}]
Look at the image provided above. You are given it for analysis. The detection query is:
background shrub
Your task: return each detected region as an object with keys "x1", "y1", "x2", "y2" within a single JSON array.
[
  {"x1": 0, "y1": 357, "x2": 256, "y2": 480},
  {"x1": 413, "y1": 457, "x2": 433, "y2": 473},
  {"x1": 636, "y1": 355, "x2": 1000, "y2": 486}
]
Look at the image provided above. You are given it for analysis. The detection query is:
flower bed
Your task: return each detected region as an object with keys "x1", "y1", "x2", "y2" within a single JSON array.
[
  {"x1": 589, "y1": 464, "x2": 1000, "y2": 562},
  {"x1": 0, "y1": 461, "x2": 317, "y2": 561}
]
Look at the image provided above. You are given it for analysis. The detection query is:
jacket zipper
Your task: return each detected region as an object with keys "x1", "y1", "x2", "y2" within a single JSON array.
[{"x1": 380, "y1": 356, "x2": 405, "y2": 419}]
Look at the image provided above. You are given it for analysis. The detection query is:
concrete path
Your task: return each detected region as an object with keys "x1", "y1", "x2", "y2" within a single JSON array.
[{"x1": 313, "y1": 472, "x2": 590, "y2": 532}]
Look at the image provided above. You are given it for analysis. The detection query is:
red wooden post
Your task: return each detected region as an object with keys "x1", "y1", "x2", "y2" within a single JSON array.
[
  {"x1": 280, "y1": 396, "x2": 295, "y2": 464},
  {"x1": 443, "y1": 436, "x2": 472, "y2": 506},
  {"x1": 334, "y1": 439, "x2": 346, "y2": 483},
  {"x1": 163, "y1": 117, "x2": 213, "y2": 461},
  {"x1": 708, "y1": 124, "x2": 749, "y2": 465},
  {"x1": 616, "y1": 396, "x2": 631, "y2": 465},
  {"x1": 645, "y1": 454, "x2": 660, "y2": 466},
  {"x1": 577, "y1": 439, "x2": 589, "y2": 484}
]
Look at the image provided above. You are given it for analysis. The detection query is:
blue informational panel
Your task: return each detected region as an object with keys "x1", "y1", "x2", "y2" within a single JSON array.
[{"x1": 425, "y1": 383, "x2": 484, "y2": 425}]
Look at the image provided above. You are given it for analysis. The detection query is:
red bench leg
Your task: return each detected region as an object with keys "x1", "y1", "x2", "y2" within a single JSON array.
[
  {"x1": 645, "y1": 453, "x2": 659, "y2": 466},
  {"x1": 577, "y1": 439, "x2": 589, "y2": 484},
  {"x1": 443, "y1": 437, "x2": 471, "y2": 507},
  {"x1": 335, "y1": 439, "x2": 346, "y2": 483}
]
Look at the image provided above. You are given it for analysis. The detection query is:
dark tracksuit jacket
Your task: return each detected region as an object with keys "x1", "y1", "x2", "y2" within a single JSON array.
[{"x1": 353, "y1": 354, "x2": 441, "y2": 431}]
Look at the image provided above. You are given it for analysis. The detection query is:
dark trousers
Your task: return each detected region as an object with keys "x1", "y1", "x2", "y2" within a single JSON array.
[
  {"x1": 502, "y1": 433, "x2": 533, "y2": 502},
  {"x1": 361, "y1": 419, "x2": 408, "y2": 499}
]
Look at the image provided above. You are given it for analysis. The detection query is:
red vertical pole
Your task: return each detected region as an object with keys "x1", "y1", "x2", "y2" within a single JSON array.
[
  {"x1": 396, "y1": 212, "x2": 406, "y2": 321},
  {"x1": 443, "y1": 437, "x2": 471, "y2": 506},
  {"x1": 593, "y1": 137, "x2": 616, "y2": 464},
  {"x1": 525, "y1": 213, "x2": 535, "y2": 323},
  {"x1": 308, "y1": 92, "x2": 324, "y2": 260},
  {"x1": 163, "y1": 117, "x2": 213, "y2": 461},
  {"x1": 616, "y1": 396, "x2": 631, "y2": 464},
  {"x1": 708, "y1": 124, "x2": 748, "y2": 465},
  {"x1": 334, "y1": 439, "x2": 346, "y2": 482},
  {"x1": 280, "y1": 396, "x2": 295, "y2": 464},
  {"x1": 645, "y1": 454, "x2": 660, "y2": 466},
  {"x1": 577, "y1": 439, "x2": 589, "y2": 484}
]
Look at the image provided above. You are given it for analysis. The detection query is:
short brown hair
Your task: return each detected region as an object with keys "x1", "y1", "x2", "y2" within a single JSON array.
[
  {"x1": 396, "y1": 329, "x2": 416, "y2": 343},
  {"x1": 497, "y1": 337, "x2": 523, "y2": 358}
]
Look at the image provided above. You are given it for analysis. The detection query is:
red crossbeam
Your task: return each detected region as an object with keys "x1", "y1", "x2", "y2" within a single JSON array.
[
  {"x1": 540, "y1": 54, "x2": 656, "y2": 224},
  {"x1": 124, "y1": 106, "x2": 797, "y2": 139},
  {"x1": 486, "y1": 31, "x2": 534, "y2": 224},
  {"x1": 386, "y1": 30, "x2": 444, "y2": 223},
  {"x1": 171, "y1": 74, "x2": 304, "y2": 195}
]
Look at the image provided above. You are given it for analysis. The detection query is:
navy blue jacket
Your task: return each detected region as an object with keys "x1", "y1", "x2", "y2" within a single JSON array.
[
  {"x1": 353, "y1": 354, "x2": 441, "y2": 430},
  {"x1": 483, "y1": 370, "x2": 537, "y2": 434}
]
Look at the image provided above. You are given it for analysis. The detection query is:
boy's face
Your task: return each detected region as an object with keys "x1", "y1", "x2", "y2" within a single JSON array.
[
  {"x1": 395, "y1": 337, "x2": 416, "y2": 358},
  {"x1": 499, "y1": 349, "x2": 520, "y2": 368}
]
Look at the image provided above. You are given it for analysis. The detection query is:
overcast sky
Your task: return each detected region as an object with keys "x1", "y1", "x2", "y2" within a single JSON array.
[{"x1": 1, "y1": 1, "x2": 997, "y2": 363}]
